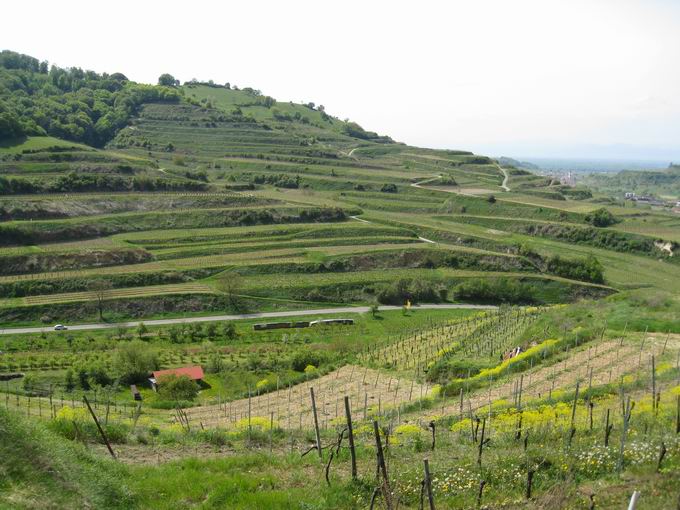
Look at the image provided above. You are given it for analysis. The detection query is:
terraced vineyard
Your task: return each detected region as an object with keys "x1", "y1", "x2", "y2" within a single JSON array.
[
  {"x1": 3, "y1": 50, "x2": 680, "y2": 509},
  {"x1": 183, "y1": 364, "x2": 433, "y2": 431},
  {"x1": 360, "y1": 307, "x2": 541, "y2": 375}
]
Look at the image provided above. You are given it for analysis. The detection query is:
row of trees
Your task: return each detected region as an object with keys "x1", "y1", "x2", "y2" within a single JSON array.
[{"x1": 0, "y1": 173, "x2": 208, "y2": 195}]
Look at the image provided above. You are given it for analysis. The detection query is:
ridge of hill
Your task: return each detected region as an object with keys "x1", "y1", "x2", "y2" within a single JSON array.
[{"x1": 0, "y1": 49, "x2": 391, "y2": 149}]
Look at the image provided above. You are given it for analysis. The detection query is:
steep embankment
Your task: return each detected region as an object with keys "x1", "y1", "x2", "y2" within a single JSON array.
[{"x1": 0, "y1": 408, "x2": 132, "y2": 509}]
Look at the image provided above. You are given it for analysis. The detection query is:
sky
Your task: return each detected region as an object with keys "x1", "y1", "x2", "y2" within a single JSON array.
[{"x1": 3, "y1": 0, "x2": 680, "y2": 161}]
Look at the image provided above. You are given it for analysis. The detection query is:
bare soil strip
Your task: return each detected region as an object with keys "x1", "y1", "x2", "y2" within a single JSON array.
[{"x1": 183, "y1": 364, "x2": 432, "y2": 430}]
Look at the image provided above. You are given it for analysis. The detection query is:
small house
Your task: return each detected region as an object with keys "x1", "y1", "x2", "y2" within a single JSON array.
[{"x1": 149, "y1": 365, "x2": 205, "y2": 392}]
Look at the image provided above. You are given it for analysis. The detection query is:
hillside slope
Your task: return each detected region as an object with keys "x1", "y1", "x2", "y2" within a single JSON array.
[{"x1": 0, "y1": 408, "x2": 131, "y2": 509}]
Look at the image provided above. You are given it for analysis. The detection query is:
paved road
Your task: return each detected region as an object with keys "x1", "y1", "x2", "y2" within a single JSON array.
[{"x1": 0, "y1": 304, "x2": 496, "y2": 335}]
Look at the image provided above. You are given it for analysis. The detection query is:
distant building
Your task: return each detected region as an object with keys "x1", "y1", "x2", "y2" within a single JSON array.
[
  {"x1": 149, "y1": 365, "x2": 204, "y2": 391},
  {"x1": 560, "y1": 171, "x2": 575, "y2": 186}
]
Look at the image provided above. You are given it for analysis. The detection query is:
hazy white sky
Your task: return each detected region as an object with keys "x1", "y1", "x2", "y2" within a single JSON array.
[{"x1": 4, "y1": 0, "x2": 680, "y2": 160}]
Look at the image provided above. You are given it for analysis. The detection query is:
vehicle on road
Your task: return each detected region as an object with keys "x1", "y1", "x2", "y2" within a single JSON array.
[{"x1": 53, "y1": 324, "x2": 68, "y2": 331}]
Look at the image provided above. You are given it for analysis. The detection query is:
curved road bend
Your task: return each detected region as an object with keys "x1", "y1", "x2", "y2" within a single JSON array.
[{"x1": 0, "y1": 304, "x2": 497, "y2": 335}]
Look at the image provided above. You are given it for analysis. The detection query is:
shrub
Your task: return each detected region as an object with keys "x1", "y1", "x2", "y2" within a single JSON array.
[
  {"x1": 545, "y1": 254, "x2": 604, "y2": 284},
  {"x1": 376, "y1": 278, "x2": 444, "y2": 305},
  {"x1": 452, "y1": 278, "x2": 535, "y2": 304},
  {"x1": 157, "y1": 374, "x2": 199, "y2": 401},
  {"x1": 235, "y1": 415, "x2": 277, "y2": 432},
  {"x1": 585, "y1": 208, "x2": 618, "y2": 227},
  {"x1": 49, "y1": 406, "x2": 129, "y2": 443},
  {"x1": 393, "y1": 424, "x2": 426, "y2": 450},
  {"x1": 291, "y1": 351, "x2": 326, "y2": 372}
]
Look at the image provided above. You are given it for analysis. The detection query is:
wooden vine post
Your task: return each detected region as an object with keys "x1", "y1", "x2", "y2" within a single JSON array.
[
  {"x1": 423, "y1": 459, "x2": 436, "y2": 510},
  {"x1": 617, "y1": 396, "x2": 633, "y2": 473},
  {"x1": 373, "y1": 420, "x2": 393, "y2": 509},
  {"x1": 83, "y1": 395, "x2": 115, "y2": 459},
  {"x1": 344, "y1": 396, "x2": 357, "y2": 479},
  {"x1": 568, "y1": 382, "x2": 580, "y2": 448},
  {"x1": 310, "y1": 387, "x2": 322, "y2": 459}
]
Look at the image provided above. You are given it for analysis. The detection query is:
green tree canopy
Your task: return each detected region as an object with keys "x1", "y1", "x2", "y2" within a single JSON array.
[
  {"x1": 0, "y1": 50, "x2": 181, "y2": 145},
  {"x1": 158, "y1": 73, "x2": 179, "y2": 87},
  {"x1": 157, "y1": 374, "x2": 199, "y2": 401},
  {"x1": 113, "y1": 341, "x2": 160, "y2": 383}
]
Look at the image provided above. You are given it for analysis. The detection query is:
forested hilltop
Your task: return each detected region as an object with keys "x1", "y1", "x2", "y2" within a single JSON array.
[
  {"x1": 0, "y1": 51, "x2": 182, "y2": 146},
  {"x1": 0, "y1": 50, "x2": 391, "y2": 147}
]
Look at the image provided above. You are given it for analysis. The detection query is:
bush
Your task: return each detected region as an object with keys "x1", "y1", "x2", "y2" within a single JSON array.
[
  {"x1": 376, "y1": 278, "x2": 444, "y2": 305},
  {"x1": 452, "y1": 278, "x2": 535, "y2": 304},
  {"x1": 49, "y1": 406, "x2": 129, "y2": 443},
  {"x1": 380, "y1": 183, "x2": 398, "y2": 193},
  {"x1": 291, "y1": 351, "x2": 327, "y2": 372},
  {"x1": 427, "y1": 358, "x2": 494, "y2": 383},
  {"x1": 252, "y1": 173, "x2": 300, "y2": 189},
  {"x1": 157, "y1": 374, "x2": 199, "y2": 401},
  {"x1": 545, "y1": 254, "x2": 604, "y2": 284},
  {"x1": 585, "y1": 208, "x2": 618, "y2": 227}
]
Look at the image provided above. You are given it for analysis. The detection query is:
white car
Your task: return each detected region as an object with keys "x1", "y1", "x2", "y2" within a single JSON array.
[{"x1": 53, "y1": 324, "x2": 68, "y2": 331}]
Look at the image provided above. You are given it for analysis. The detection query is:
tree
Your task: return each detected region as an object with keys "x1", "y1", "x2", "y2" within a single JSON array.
[
  {"x1": 158, "y1": 73, "x2": 179, "y2": 87},
  {"x1": 585, "y1": 208, "x2": 617, "y2": 227},
  {"x1": 158, "y1": 374, "x2": 199, "y2": 401},
  {"x1": 0, "y1": 107, "x2": 25, "y2": 140},
  {"x1": 207, "y1": 351, "x2": 224, "y2": 374},
  {"x1": 113, "y1": 341, "x2": 160, "y2": 383},
  {"x1": 217, "y1": 272, "x2": 244, "y2": 308},
  {"x1": 220, "y1": 321, "x2": 237, "y2": 340},
  {"x1": 64, "y1": 369, "x2": 76, "y2": 392},
  {"x1": 205, "y1": 322, "x2": 218, "y2": 339},
  {"x1": 88, "y1": 279, "x2": 113, "y2": 321},
  {"x1": 22, "y1": 374, "x2": 35, "y2": 392},
  {"x1": 137, "y1": 322, "x2": 148, "y2": 340},
  {"x1": 487, "y1": 195, "x2": 497, "y2": 204}
]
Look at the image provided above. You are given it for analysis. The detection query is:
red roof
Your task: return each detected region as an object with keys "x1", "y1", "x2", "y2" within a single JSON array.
[{"x1": 152, "y1": 365, "x2": 204, "y2": 381}]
